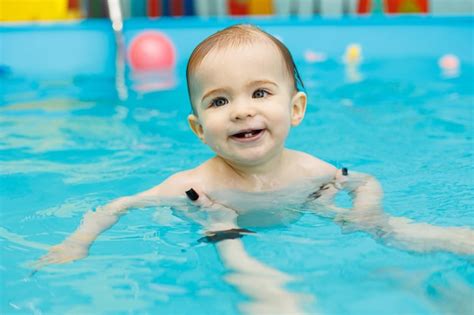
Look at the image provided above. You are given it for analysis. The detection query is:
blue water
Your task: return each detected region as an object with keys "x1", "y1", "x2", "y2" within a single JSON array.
[{"x1": 1, "y1": 55, "x2": 473, "y2": 314}]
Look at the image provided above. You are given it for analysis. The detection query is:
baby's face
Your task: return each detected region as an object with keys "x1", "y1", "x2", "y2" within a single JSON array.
[{"x1": 188, "y1": 39, "x2": 306, "y2": 167}]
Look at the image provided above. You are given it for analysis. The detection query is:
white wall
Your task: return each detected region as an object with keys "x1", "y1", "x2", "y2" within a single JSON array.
[{"x1": 431, "y1": 0, "x2": 474, "y2": 15}]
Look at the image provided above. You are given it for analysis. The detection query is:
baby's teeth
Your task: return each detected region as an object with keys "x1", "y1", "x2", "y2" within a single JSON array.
[{"x1": 245, "y1": 132, "x2": 252, "y2": 138}]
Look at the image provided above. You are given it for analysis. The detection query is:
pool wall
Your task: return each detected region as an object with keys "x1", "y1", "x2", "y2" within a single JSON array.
[{"x1": 0, "y1": 17, "x2": 473, "y2": 78}]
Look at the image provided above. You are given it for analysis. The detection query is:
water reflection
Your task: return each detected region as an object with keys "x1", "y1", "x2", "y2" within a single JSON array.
[
  {"x1": 130, "y1": 70, "x2": 177, "y2": 94},
  {"x1": 217, "y1": 239, "x2": 309, "y2": 315}
]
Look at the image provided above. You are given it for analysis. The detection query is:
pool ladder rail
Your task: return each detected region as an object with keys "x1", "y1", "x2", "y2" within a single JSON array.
[{"x1": 107, "y1": 0, "x2": 128, "y2": 101}]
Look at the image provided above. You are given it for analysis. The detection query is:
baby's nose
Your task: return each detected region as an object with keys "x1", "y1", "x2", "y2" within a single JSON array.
[{"x1": 230, "y1": 102, "x2": 257, "y2": 121}]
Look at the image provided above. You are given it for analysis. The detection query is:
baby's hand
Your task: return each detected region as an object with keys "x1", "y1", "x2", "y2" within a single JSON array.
[{"x1": 34, "y1": 240, "x2": 89, "y2": 269}]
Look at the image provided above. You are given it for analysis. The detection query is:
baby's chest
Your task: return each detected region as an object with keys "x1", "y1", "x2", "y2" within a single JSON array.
[{"x1": 210, "y1": 193, "x2": 306, "y2": 228}]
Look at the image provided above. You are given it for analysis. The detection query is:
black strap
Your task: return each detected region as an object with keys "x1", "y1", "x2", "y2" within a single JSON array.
[{"x1": 198, "y1": 228, "x2": 256, "y2": 244}]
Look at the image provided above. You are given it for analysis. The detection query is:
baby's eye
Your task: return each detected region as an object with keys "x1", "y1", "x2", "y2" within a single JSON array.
[
  {"x1": 210, "y1": 97, "x2": 229, "y2": 107},
  {"x1": 252, "y1": 89, "x2": 269, "y2": 99}
]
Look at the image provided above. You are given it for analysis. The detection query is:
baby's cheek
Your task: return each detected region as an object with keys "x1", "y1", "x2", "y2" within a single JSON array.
[
  {"x1": 202, "y1": 124, "x2": 221, "y2": 146},
  {"x1": 273, "y1": 113, "x2": 292, "y2": 134}
]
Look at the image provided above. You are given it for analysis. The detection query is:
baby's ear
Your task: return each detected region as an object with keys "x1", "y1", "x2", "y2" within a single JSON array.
[
  {"x1": 290, "y1": 91, "x2": 307, "y2": 126},
  {"x1": 188, "y1": 114, "x2": 206, "y2": 143}
]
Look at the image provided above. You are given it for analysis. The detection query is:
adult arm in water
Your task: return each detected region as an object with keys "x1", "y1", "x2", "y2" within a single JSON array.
[
  {"x1": 313, "y1": 168, "x2": 474, "y2": 255},
  {"x1": 35, "y1": 172, "x2": 205, "y2": 267}
]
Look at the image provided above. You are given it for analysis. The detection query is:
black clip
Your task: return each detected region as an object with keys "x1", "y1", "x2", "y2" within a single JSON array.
[
  {"x1": 185, "y1": 188, "x2": 199, "y2": 201},
  {"x1": 342, "y1": 167, "x2": 348, "y2": 176}
]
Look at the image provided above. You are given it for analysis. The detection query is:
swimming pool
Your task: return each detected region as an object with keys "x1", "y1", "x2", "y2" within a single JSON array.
[{"x1": 1, "y1": 17, "x2": 473, "y2": 314}]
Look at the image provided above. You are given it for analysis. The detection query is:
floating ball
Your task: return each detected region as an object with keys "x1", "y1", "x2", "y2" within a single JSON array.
[
  {"x1": 343, "y1": 43, "x2": 362, "y2": 64},
  {"x1": 438, "y1": 54, "x2": 460, "y2": 71},
  {"x1": 304, "y1": 50, "x2": 327, "y2": 63},
  {"x1": 128, "y1": 31, "x2": 176, "y2": 72}
]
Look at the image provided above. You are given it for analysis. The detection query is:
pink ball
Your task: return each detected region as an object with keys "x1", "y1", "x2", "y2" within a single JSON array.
[
  {"x1": 438, "y1": 54, "x2": 460, "y2": 71},
  {"x1": 128, "y1": 31, "x2": 176, "y2": 72}
]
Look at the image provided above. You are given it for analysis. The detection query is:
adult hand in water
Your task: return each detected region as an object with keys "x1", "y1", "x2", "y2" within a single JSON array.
[
  {"x1": 333, "y1": 168, "x2": 384, "y2": 213},
  {"x1": 33, "y1": 210, "x2": 119, "y2": 269},
  {"x1": 34, "y1": 238, "x2": 89, "y2": 269},
  {"x1": 185, "y1": 188, "x2": 255, "y2": 242},
  {"x1": 185, "y1": 188, "x2": 241, "y2": 232}
]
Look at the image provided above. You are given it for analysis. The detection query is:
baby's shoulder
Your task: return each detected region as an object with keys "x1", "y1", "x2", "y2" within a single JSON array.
[
  {"x1": 288, "y1": 149, "x2": 337, "y2": 178},
  {"x1": 147, "y1": 168, "x2": 203, "y2": 197},
  {"x1": 154, "y1": 158, "x2": 228, "y2": 197}
]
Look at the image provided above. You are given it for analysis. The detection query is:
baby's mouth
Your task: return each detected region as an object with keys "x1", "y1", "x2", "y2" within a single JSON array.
[{"x1": 230, "y1": 129, "x2": 265, "y2": 141}]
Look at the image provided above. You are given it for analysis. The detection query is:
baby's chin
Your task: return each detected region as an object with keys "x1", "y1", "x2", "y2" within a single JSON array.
[
  {"x1": 209, "y1": 139, "x2": 284, "y2": 167},
  {"x1": 219, "y1": 150, "x2": 280, "y2": 168}
]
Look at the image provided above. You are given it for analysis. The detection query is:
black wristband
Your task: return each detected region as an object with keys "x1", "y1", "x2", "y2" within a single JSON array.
[{"x1": 198, "y1": 228, "x2": 256, "y2": 244}]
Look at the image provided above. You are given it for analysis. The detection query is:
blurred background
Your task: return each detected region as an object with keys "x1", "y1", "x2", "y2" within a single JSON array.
[
  {"x1": 1, "y1": 0, "x2": 473, "y2": 82},
  {"x1": 0, "y1": 0, "x2": 473, "y2": 22}
]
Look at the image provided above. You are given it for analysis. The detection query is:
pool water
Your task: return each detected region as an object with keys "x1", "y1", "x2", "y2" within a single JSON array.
[{"x1": 1, "y1": 52, "x2": 474, "y2": 313}]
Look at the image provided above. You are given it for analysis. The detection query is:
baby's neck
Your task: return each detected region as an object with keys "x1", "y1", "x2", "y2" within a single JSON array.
[{"x1": 213, "y1": 151, "x2": 290, "y2": 191}]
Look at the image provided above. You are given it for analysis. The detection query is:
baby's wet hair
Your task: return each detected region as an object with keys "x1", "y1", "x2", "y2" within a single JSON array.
[{"x1": 186, "y1": 24, "x2": 304, "y2": 114}]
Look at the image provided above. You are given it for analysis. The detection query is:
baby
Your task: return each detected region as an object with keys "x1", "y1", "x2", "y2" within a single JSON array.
[{"x1": 38, "y1": 24, "x2": 473, "y2": 267}]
